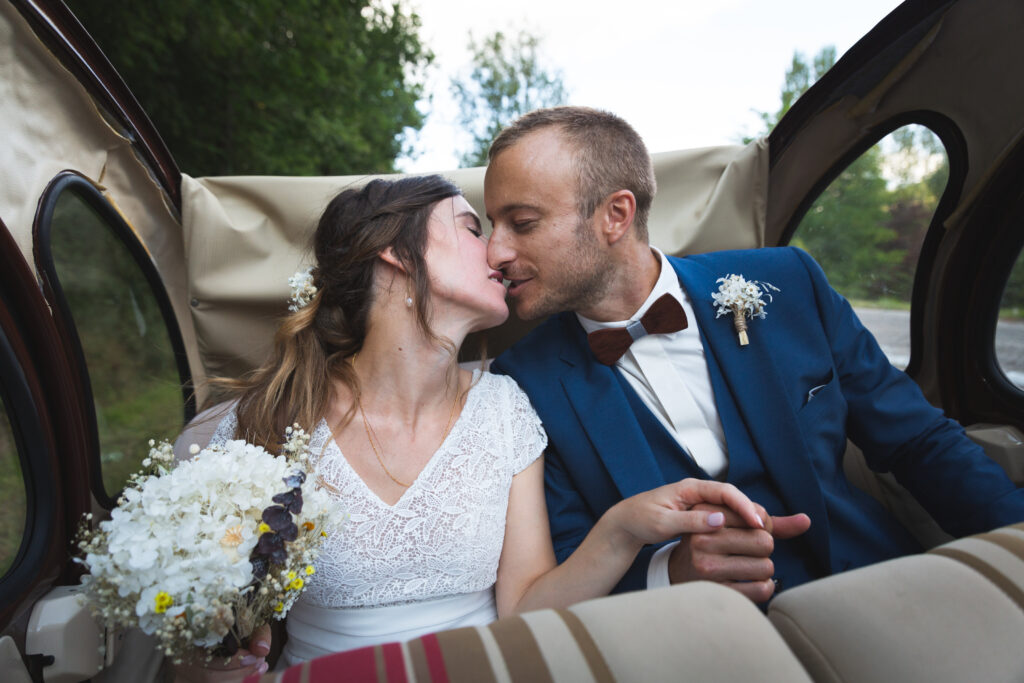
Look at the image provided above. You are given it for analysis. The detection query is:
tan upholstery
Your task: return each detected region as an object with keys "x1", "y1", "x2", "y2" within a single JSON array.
[
  {"x1": 255, "y1": 582, "x2": 811, "y2": 683},
  {"x1": 843, "y1": 423, "x2": 1024, "y2": 551},
  {"x1": 768, "y1": 522, "x2": 1024, "y2": 683}
]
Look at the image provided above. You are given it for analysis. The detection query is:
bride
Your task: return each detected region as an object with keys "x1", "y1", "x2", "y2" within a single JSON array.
[{"x1": 175, "y1": 175, "x2": 762, "y2": 680}]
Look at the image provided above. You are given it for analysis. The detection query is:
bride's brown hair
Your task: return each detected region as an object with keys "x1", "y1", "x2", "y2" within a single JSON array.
[{"x1": 217, "y1": 175, "x2": 461, "y2": 452}]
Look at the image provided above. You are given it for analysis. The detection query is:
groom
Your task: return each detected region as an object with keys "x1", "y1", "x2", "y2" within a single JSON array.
[{"x1": 484, "y1": 106, "x2": 1024, "y2": 601}]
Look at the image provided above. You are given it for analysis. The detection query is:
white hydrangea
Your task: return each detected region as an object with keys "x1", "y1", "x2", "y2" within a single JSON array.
[{"x1": 78, "y1": 430, "x2": 341, "y2": 661}]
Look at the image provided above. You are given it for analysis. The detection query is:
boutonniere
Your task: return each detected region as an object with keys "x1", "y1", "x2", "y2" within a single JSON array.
[{"x1": 712, "y1": 274, "x2": 780, "y2": 346}]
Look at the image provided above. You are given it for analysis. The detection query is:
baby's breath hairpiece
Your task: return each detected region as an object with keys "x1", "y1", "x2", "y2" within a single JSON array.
[
  {"x1": 288, "y1": 268, "x2": 317, "y2": 312},
  {"x1": 712, "y1": 274, "x2": 780, "y2": 346}
]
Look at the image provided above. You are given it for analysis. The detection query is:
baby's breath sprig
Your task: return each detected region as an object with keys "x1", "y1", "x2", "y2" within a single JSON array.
[
  {"x1": 712, "y1": 274, "x2": 780, "y2": 346},
  {"x1": 287, "y1": 268, "x2": 317, "y2": 312}
]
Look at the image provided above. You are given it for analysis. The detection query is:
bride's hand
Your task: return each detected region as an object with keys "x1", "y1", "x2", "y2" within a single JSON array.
[
  {"x1": 605, "y1": 479, "x2": 765, "y2": 549},
  {"x1": 172, "y1": 623, "x2": 272, "y2": 682}
]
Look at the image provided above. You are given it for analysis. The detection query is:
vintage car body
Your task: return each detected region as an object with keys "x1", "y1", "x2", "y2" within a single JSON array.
[{"x1": 0, "y1": 0, "x2": 1022, "y2": 680}]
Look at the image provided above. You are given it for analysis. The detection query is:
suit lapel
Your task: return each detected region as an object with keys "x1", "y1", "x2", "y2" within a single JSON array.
[
  {"x1": 671, "y1": 257, "x2": 832, "y2": 569},
  {"x1": 556, "y1": 316, "x2": 666, "y2": 500}
]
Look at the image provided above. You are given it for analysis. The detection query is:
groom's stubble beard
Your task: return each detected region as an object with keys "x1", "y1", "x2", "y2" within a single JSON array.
[{"x1": 518, "y1": 212, "x2": 611, "y2": 320}]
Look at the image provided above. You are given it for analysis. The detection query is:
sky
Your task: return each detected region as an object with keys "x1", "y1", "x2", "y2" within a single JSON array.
[{"x1": 397, "y1": 0, "x2": 904, "y2": 172}]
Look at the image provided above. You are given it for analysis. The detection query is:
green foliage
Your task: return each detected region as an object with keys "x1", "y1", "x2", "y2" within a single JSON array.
[
  {"x1": 50, "y1": 192, "x2": 185, "y2": 496},
  {"x1": 0, "y1": 399, "x2": 26, "y2": 577},
  {"x1": 66, "y1": 0, "x2": 432, "y2": 175},
  {"x1": 451, "y1": 30, "x2": 568, "y2": 167},
  {"x1": 1002, "y1": 253, "x2": 1024, "y2": 310},
  {"x1": 792, "y1": 149, "x2": 901, "y2": 299}
]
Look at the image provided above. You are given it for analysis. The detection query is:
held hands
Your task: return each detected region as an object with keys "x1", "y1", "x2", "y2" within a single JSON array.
[
  {"x1": 667, "y1": 503, "x2": 811, "y2": 603},
  {"x1": 172, "y1": 623, "x2": 272, "y2": 683},
  {"x1": 606, "y1": 479, "x2": 766, "y2": 552}
]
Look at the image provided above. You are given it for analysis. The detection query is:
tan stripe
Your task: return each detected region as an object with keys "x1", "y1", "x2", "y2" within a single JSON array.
[
  {"x1": 489, "y1": 616, "x2": 554, "y2": 683},
  {"x1": 476, "y1": 625, "x2": 513, "y2": 683},
  {"x1": 300, "y1": 661, "x2": 311, "y2": 683},
  {"x1": 434, "y1": 627, "x2": 497, "y2": 683},
  {"x1": 930, "y1": 547, "x2": 1024, "y2": 612},
  {"x1": 976, "y1": 530, "x2": 1024, "y2": 562},
  {"x1": 374, "y1": 644, "x2": 387, "y2": 682},
  {"x1": 554, "y1": 609, "x2": 616, "y2": 683},
  {"x1": 407, "y1": 638, "x2": 432, "y2": 682},
  {"x1": 400, "y1": 641, "x2": 417, "y2": 683}
]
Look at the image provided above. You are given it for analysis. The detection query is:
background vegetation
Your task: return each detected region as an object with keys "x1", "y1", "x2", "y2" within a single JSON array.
[
  {"x1": 451, "y1": 30, "x2": 568, "y2": 167},
  {"x1": 65, "y1": 0, "x2": 432, "y2": 176}
]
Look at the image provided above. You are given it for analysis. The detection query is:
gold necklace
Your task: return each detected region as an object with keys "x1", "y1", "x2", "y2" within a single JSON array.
[{"x1": 353, "y1": 359, "x2": 463, "y2": 488}]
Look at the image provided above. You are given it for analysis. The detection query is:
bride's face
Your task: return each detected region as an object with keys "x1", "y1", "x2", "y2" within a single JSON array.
[{"x1": 423, "y1": 196, "x2": 509, "y2": 332}]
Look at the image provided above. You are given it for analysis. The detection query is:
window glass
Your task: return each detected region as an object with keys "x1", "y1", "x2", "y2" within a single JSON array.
[
  {"x1": 48, "y1": 191, "x2": 184, "y2": 496},
  {"x1": 790, "y1": 125, "x2": 948, "y2": 368},
  {"x1": 996, "y1": 255, "x2": 1024, "y2": 389},
  {"x1": 0, "y1": 394, "x2": 26, "y2": 577}
]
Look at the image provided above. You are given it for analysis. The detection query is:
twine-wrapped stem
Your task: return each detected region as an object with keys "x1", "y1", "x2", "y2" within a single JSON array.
[{"x1": 732, "y1": 308, "x2": 749, "y2": 346}]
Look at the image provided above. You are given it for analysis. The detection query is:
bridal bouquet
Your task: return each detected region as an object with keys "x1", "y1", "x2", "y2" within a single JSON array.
[{"x1": 76, "y1": 426, "x2": 340, "y2": 663}]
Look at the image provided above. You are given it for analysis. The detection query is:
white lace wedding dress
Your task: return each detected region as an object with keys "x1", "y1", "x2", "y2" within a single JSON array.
[{"x1": 208, "y1": 370, "x2": 546, "y2": 665}]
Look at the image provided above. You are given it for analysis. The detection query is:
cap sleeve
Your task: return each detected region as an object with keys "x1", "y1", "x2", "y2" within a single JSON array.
[{"x1": 502, "y1": 376, "x2": 548, "y2": 475}]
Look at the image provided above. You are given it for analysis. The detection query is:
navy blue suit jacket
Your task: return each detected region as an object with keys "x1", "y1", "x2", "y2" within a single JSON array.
[{"x1": 491, "y1": 247, "x2": 1024, "y2": 593}]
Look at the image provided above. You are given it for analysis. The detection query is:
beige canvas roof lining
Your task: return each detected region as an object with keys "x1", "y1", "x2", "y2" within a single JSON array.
[
  {"x1": 182, "y1": 138, "x2": 767, "y2": 391},
  {"x1": 0, "y1": 2, "x2": 202, "y2": 394}
]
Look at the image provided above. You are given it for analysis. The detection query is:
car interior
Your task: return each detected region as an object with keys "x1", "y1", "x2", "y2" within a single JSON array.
[{"x1": 1, "y1": 0, "x2": 1023, "y2": 681}]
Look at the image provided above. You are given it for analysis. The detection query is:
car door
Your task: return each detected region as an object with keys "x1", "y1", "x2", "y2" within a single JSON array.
[
  {"x1": 0, "y1": 1, "x2": 195, "y2": 680},
  {"x1": 764, "y1": 0, "x2": 1024, "y2": 543}
]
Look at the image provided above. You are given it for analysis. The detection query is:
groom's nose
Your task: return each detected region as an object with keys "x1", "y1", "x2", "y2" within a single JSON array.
[{"x1": 486, "y1": 225, "x2": 515, "y2": 272}]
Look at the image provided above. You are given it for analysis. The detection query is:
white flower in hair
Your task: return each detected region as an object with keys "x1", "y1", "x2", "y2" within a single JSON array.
[
  {"x1": 288, "y1": 267, "x2": 317, "y2": 311},
  {"x1": 712, "y1": 274, "x2": 780, "y2": 346}
]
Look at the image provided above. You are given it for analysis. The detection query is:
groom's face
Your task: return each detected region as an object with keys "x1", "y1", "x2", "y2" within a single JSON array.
[{"x1": 484, "y1": 128, "x2": 609, "y2": 320}]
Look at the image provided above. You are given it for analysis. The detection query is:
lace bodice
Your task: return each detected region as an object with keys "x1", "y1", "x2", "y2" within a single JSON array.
[{"x1": 209, "y1": 371, "x2": 546, "y2": 608}]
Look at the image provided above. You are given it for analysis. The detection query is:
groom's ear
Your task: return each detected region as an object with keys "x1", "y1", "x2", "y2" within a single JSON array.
[{"x1": 601, "y1": 190, "x2": 637, "y2": 245}]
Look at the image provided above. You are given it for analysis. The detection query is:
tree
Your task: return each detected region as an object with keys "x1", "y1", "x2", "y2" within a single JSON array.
[
  {"x1": 451, "y1": 30, "x2": 568, "y2": 167},
  {"x1": 748, "y1": 46, "x2": 836, "y2": 139},
  {"x1": 66, "y1": 0, "x2": 432, "y2": 176}
]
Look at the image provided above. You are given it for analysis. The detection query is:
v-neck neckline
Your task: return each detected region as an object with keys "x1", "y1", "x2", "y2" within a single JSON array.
[{"x1": 319, "y1": 370, "x2": 482, "y2": 508}]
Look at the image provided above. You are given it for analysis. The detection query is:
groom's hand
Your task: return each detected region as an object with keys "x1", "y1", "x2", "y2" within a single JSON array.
[{"x1": 667, "y1": 504, "x2": 811, "y2": 603}]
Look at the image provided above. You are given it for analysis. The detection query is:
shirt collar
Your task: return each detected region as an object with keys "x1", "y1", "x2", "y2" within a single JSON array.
[{"x1": 576, "y1": 247, "x2": 685, "y2": 334}]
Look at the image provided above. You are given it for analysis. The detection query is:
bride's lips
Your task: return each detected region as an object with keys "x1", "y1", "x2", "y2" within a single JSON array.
[{"x1": 488, "y1": 270, "x2": 506, "y2": 288}]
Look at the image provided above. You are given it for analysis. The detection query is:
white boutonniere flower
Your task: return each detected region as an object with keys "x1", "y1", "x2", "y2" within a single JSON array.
[
  {"x1": 288, "y1": 267, "x2": 317, "y2": 312},
  {"x1": 712, "y1": 274, "x2": 780, "y2": 346}
]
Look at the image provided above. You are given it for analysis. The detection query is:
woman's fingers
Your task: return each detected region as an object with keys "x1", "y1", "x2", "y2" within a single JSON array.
[{"x1": 674, "y1": 479, "x2": 765, "y2": 530}]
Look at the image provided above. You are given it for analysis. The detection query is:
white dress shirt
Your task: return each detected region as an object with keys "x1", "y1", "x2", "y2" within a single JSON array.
[{"x1": 576, "y1": 248, "x2": 726, "y2": 587}]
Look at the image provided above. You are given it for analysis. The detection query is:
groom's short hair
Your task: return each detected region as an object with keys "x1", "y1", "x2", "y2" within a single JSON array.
[{"x1": 488, "y1": 106, "x2": 657, "y2": 242}]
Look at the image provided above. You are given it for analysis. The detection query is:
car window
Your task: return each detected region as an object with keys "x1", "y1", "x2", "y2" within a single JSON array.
[
  {"x1": 789, "y1": 124, "x2": 948, "y2": 369},
  {"x1": 996, "y1": 255, "x2": 1024, "y2": 389},
  {"x1": 0, "y1": 395, "x2": 26, "y2": 578},
  {"x1": 40, "y1": 183, "x2": 189, "y2": 500}
]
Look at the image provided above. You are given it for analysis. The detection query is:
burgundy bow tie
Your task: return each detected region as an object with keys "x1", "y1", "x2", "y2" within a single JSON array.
[{"x1": 587, "y1": 294, "x2": 688, "y2": 365}]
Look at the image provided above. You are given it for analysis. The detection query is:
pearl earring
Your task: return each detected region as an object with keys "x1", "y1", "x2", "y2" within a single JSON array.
[{"x1": 405, "y1": 296, "x2": 413, "y2": 308}]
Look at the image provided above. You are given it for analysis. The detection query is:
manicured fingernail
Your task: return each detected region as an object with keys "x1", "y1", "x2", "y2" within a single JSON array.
[
  {"x1": 756, "y1": 516, "x2": 766, "y2": 528},
  {"x1": 258, "y1": 661, "x2": 269, "y2": 674},
  {"x1": 256, "y1": 641, "x2": 270, "y2": 652},
  {"x1": 241, "y1": 655, "x2": 260, "y2": 666},
  {"x1": 708, "y1": 512, "x2": 725, "y2": 527}
]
